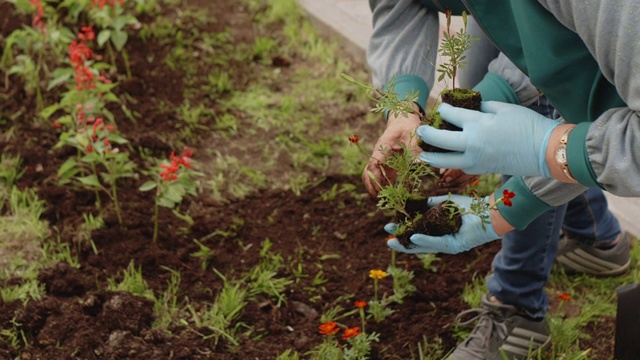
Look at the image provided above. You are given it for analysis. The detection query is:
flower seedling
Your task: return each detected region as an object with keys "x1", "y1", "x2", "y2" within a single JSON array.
[
  {"x1": 341, "y1": 11, "x2": 493, "y2": 248},
  {"x1": 139, "y1": 146, "x2": 200, "y2": 242},
  {"x1": 420, "y1": 10, "x2": 481, "y2": 153},
  {"x1": 310, "y1": 320, "x2": 379, "y2": 360}
]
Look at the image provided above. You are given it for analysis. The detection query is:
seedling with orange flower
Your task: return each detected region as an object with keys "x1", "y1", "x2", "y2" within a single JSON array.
[
  {"x1": 139, "y1": 146, "x2": 202, "y2": 242},
  {"x1": 354, "y1": 300, "x2": 367, "y2": 333},
  {"x1": 310, "y1": 320, "x2": 379, "y2": 359},
  {"x1": 366, "y1": 269, "x2": 395, "y2": 322}
]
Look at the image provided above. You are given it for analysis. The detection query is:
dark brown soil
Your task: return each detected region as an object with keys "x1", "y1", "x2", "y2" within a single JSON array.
[
  {"x1": 418, "y1": 88, "x2": 481, "y2": 153},
  {"x1": 0, "y1": 1, "x2": 614, "y2": 359},
  {"x1": 395, "y1": 199, "x2": 463, "y2": 248}
]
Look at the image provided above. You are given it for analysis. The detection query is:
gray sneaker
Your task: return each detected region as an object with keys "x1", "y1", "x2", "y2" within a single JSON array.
[
  {"x1": 556, "y1": 231, "x2": 631, "y2": 276},
  {"x1": 447, "y1": 295, "x2": 551, "y2": 360}
]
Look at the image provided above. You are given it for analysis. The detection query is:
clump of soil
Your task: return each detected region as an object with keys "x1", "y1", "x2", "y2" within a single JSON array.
[
  {"x1": 419, "y1": 88, "x2": 482, "y2": 153},
  {"x1": 394, "y1": 87, "x2": 481, "y2": 248},
  {"x1": 395, "y1": 198, "x2": 463, "y2": 248}
]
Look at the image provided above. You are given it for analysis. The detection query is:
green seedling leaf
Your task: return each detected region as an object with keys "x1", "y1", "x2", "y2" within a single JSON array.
[
  {"x1": 78, "y1": 174, "x2": 102, "y2": 188},
  {"x1": 111, "y1": 30, "x2": 128, "y2": 51},
  {"x1": 139, "y1": 181, "x2": 157, "y2": 192},
  {"x1": 40, "y1": 104, "x2": 61, "y2": 120},
  {"x1": 97, "y1": 29, "x2": 111, "y2": 47}
]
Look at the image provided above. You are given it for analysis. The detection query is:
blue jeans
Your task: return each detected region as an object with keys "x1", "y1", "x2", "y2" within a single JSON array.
[{"x1": 486, "y1": 97, "x2": 621, "y2": 319}]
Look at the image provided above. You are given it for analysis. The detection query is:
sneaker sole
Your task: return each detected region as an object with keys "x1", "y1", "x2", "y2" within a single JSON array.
[
  {"x1": 500, "y1": 326, "x2": 552, "y2": 359},
  {"x1": 556, "y1": 248, "x2": 631, "y2": 277}
]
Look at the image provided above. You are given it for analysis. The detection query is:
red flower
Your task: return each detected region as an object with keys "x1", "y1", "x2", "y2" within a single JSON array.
[
  {"x1": 348, "y1": 134, "x2": 359, "y2": 145},
  {"x1": 159, "y1": 147, "x2": 195, "y2": 181},
  {"x1": 354, "y1": 300, "x2": 367, "y2": 309},
  {"x1": 502, "y1": 189, "x2": 516, "y2": 207},
  {"x1": 557, "y1": 293, "x2": 572, "y2": 302},
  {"x1": 91, "y1": 0, "x2": 124, "y2": 8},
  {"x1": 30, "y1": 0, "x2": 46, "y2": 30},
  {"x1": 78, "y1": 26, "x2": 95, "y2": 41},
  {"x1": 318, "y1": 321, "x2": 339, "y2": 336},
  {"x1": 341, "y1": 326, "x2": 361, "y2": 340}
]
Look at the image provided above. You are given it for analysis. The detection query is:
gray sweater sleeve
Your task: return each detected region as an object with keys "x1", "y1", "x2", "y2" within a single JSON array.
[
  {"x1": 538, "y1": 0, "x2": 640, "y2": 198},
  {"x1": 367, "y1": 0, "x2": 438, "y2": 91}
]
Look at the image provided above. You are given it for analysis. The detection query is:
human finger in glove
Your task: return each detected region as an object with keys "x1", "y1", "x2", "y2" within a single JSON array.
[{"x1": 418, "y1": 101, "x2": 561, "y2": 177}]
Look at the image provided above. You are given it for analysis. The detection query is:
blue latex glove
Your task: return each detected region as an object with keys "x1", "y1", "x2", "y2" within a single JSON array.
[
  {"x1": 385, "y1": 194, "x2": 501, "y2": 254},
  {"x1": 418, "y1": 101, "x2": 561, "y2": 177}
]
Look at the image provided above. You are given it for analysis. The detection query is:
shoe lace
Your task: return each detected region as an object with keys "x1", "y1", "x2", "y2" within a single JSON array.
[{"x1": 454, "y1": 307, "x2": 510, "y2": 358}]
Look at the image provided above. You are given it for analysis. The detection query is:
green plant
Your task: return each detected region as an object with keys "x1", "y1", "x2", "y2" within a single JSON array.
[
  {"x1": 91, "y1": 0, "x2": 139, "y2": 77},
  {"x1": 0, "y1": 318, "x2": 28, "y2": 350},
  {"x1": 252, "y1": 36, "x2": 278, "y2": 64},
  {"x1": 107, "y1": 261, "x2": 154, "y2": 299},
  {"x1": 0, "y1": 278, "x2": 44, "y2": 304},
  {"x1": 386, "y1": 265, "x2": 417, "y2": 304},
  {"x1": 276, "y1": 349, "x2": 301, "y2": 360},
  {"x1": 56, "y1": 116, "x2": 136, "y2": 224},
  {"x1": 40, "y1": 235, "x2": 80, "y2": 269},
  {"x1": 46, "y1": 26, "x2": 136, "y2": 224},
  {"x1": 416, "y1": 253, "x2": 440, "y2": 272},
  {"x1": 436, "y1": 11, "x2": 476, "y2": 89},
  {"x1": 0, "y1": 186, "x2": 49, "y2": 246},
  {"x1": 0, "y1": 154, "x2": 27, "y2": 189},
  {"x1": 246, "y1": 239, "x2": 293, "y2": 306},
  {"x1": 412, "y1": 335, "x2": 447, "y2": 360},
  {"x1": 187, "y1": 269, "x2": 248, "y2": 348},
  {"x1": 308, "y1": 320, "x2": 380, "y2": 360},
  {"x1": 176, "y1": 103, "x2": 211, "y2": 139},
  {"x1": 191, "y1": 239, "x2": 215, "y2": 270},
  {"x1": 152, "y1": 267, "x2": 182, "y2": 329},
  {"x1": 139, "y1": 146, "x2": 200, "y2": 242},
  {"x1": 77, "y1": 212, "x2": 103, "y2": 255},
  {"x1": 366, "y1": 269, "x2": 395, "y2": 322}
]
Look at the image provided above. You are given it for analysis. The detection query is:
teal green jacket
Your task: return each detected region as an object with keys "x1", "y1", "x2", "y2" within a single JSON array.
[{"x1": 368, "y1": 0, "x2": 640, "y2": 229}]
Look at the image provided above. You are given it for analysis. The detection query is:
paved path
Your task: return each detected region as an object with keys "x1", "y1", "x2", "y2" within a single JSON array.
[{"x1": 297, "y1": 0, "x2": 640, "y2": 238}]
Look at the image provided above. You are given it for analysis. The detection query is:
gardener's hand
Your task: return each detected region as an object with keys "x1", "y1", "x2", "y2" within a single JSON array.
[
  {"x1": 438, "y1": 168, "x2": 479, "y2": 192},
  {"x1": 363, "y1": 105, "x2": 422, "y2": 197},
  {"x1": 418, "y1": 101, "x2": 561, "y2": 177},
  {"x1": 384, "y1": 194, "x2": 502, "y2": 254}
]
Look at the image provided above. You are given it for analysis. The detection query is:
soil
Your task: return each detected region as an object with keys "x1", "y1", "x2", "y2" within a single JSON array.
[
  {"x1": 0, "y1": 1, "x2": 614, "y2": 359},
  {"x1": 395, "y1": 199, "x2": 463, "y2": 248},
  {"x1": 418, "y1": 88, "x2": 481, "y2": 153}
]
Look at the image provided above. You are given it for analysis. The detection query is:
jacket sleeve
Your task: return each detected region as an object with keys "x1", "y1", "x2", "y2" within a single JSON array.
[
  {"x1": 458, "y1": 17, "x2": 540, "y2": 106},
  {"x1": 367, "y1": 0, "x2": 440, "y2": 113},
  {"x1": 539, "y1": 0, "x2": 640, "y2": 197}
]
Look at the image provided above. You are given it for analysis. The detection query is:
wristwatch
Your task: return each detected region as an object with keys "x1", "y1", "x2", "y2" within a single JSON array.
[{"x1": 555, "y1": 128, "x2": 577, "y2": 182}]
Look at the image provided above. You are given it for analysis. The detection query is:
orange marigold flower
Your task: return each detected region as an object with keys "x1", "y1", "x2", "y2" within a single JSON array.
[
  {"x1": 318, "y1": 321, "x2": 339, "y2": 335},
  {"x1": 557, "y1": 293, "x2": 572, "y2": 302},
  {"x1": 348, "y1": 134, "x2": 359, "y2": 145},
  {"x1": 369, "y1": 269, "x2": 387, "y2": 280},
  {"x1": 342, "y1": 326, "x2": 361, "y2": 340},
  {"x1": 354, "y1": 300, "x2": 367, "y2": 309}
]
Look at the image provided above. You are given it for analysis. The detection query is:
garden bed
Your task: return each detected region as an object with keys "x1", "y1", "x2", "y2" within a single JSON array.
[{"x1": 0, "y1": 0, "x2": 617, "y2": 359}]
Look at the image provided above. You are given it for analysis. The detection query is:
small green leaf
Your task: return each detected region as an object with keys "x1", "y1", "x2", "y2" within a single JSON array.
[
  {"x1": 139, "y1": 181, "x2": 157, "y2": 192},
  {"x1": 57, "y1": 158, "x2": 78, "y2": 177},
  {"x1": 40, "y1": 104, "x2": 61, "y2": 120},
  {"x1": 97, "y1": 29, "x2": 111, "y2": 47},
  {"x1": 78, "y1": 174, "x2": 102, "y2": 188},
  {"x1": 111, "y1": 30, "x2": 128, "y2": 51}
]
